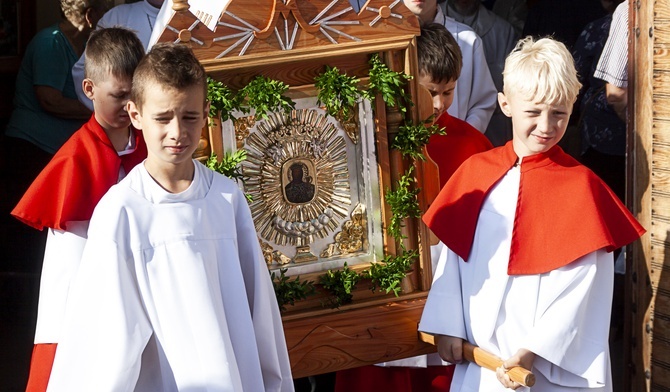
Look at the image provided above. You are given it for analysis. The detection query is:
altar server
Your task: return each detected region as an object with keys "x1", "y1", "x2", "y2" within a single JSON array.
[
  {"x1": 47, "y1": 43, "x2": 294, "y2": 391},
  {"x1": 12, "y1": 28, "x2": 146, "y2": 392},
  {"x1": 420, "y1": 36, "x2": 645, "y2": 391}
]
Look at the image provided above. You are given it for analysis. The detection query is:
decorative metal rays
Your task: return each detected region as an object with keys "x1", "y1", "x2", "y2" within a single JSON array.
[
  {"x1": 214, "y1": 0, "x2": 360, "y2": 57},
  {"x1": 156, "y1": 0, "x2": 419, "y2": 61},
  {"x1": 244, "y1": 109, "x2": 351, "y2": 252}
]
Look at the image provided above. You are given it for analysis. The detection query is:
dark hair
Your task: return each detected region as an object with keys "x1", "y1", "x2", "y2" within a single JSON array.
[
  {"x1": 130, "y1": 43, "x2": 207, "y2": 109},
  {"x1": 416, "y1": 23, "x2": 462, "y2": 83},
  {"x1": 84, "y1": 27, "x2": 145, "y2": 83}
]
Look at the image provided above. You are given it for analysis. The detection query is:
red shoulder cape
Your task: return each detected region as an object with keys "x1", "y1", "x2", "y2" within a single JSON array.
[
  {"x1": 11, "y1": 115, "x2": 147, "y2": 231},
  {"x1": 426, "y1": 113, "x2": 493, "y2": 188},
  {"x1": 422, "y1": 142, "x2": 645, "y2": 275}
]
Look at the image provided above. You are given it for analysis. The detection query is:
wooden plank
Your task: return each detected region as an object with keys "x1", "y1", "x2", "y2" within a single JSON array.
[
  {"x1": 652, "y1": 94, "x2": 670, "y2": 122},
  {"x1": 654, "y1": 0, "x2": 670, "y2": 20},
  {"x1": 651, "y1": 118, "x2": 670, "y2": 145},
  {"x1": 651, "y1": 167, "x2": 670, "y2": 195},
  {"x1": 283, "y1": 298, "x2": 434, "y2": 378},
  {"x1": 632, "y1": 0, "x2": 656, "y2": 389}
]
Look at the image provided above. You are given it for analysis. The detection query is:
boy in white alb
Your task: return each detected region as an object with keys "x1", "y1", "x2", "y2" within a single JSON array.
[
  {"x1": 47, "y1": 43, "x2": 294, "y2": 391},
  {"x1": 420, "y1": 37, "x2": 645, "y2": 391}
]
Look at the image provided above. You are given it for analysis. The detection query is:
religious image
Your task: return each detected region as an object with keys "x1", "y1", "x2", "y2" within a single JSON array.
[{"x1": 283, "y1": 161, "x2": 316, "y2": 204}]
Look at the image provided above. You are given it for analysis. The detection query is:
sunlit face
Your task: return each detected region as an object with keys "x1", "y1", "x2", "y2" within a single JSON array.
[
  {"x1": 84, "y1": 73, "x2": 132, "y2": 133},
  {"x1": 418, "y1": 73, "x2": 456, "y2": 120},
  {"x1": 127, "y1": 83, "x2": 208, "y2": 174},
  {"x1": 403, "y1": 0, "x2": 438, "y2": 23},
  {"x1": 498, "y1": 92, "x2": 572, "y2": 158}
]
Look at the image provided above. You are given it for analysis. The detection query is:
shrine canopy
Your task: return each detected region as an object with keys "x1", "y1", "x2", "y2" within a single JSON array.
[{"x1": 149, "y1": 0, "x2": 420, "y2": 69}]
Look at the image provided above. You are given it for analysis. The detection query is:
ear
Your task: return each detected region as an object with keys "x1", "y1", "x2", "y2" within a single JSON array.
[
  {"x1": 203, "y1": 101, "x2": 211, "y2": 120},
  {"x1": 498, "y1": 92, "x2": 512, "y2": 118},
  {"x1": 84, "y1": 7, "x2": 96, "y2": 29},
  {"x1": 82, "y1": 78, "x2": 95, "y2": 101},
  {"x1": 127, "y1": 101, "x2": 143, "y2": 130}
]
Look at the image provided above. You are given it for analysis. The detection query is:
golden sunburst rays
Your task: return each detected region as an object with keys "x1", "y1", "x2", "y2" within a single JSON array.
[{"x1": 244, "y1": 109, "x2": 351, "y2": 248}]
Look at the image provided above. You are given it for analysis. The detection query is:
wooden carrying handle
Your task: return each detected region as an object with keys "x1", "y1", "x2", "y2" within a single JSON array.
[{"x1": 419, "y1": 332, "x2": 536, "y2": 387}]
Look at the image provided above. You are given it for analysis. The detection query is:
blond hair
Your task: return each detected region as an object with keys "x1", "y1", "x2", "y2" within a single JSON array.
[
  {"x1": 60, "y1": 0, "x2": 112, "y2": 28},
  {"x1": 502, "y1": 36, "x2": 581, "y2": 106}
]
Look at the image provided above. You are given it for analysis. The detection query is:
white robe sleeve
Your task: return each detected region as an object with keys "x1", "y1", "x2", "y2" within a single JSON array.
[
  {"x1": 418, "y1": 244, "x2": 467, "y2": 340},
  {"x1": 233, "y1": 187, "x2": 295, "y2": 392},
  {"x1": 34, "y1": 222, "x2": 88, "y2": 344},
  {"x1": 461, "y1": 35, "x2": 498, "y2": 132},
  {"x1": 47, "y1": 207, "x2": 153, "y2": 391},
  {"x1": 523, "y1": 250, "x2": 613, "y2": 388}
]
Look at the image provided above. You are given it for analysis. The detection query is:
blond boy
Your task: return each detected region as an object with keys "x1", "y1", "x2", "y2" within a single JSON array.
[{"x1": 419, "y1": 37, "x2": 644, "y2": 391}]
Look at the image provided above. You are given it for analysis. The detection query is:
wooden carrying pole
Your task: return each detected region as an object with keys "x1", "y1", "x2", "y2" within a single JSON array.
[{"x1": 419, "y1": 332, "x2": 536, "y2": 387}]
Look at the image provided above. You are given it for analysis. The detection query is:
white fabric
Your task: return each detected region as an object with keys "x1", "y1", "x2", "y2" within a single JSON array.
[
  {"x1": 33, "y1": 133, "x2": 138, "y2": 344},
  {"x1": 594, "y1": 0, "x2": 628, "y2": 88},
  {"x1": 419, "y1": 165, "x2": 614, "y2": 391},
  {"x1": 443, "y1": 3, "x2": 518, "y2": 146},
  {"x1": 35, "y1": 221, "x2": 88, "y2": 343},
  {"x1": 72, "y1": 0, "x2": 162, "y2": 110},
  {"x1": 47, "y1": 161, "x2": 293, "y2": 391},
  {"x1": 434, "y1": 7, "x2": 497, "y2": 134}
]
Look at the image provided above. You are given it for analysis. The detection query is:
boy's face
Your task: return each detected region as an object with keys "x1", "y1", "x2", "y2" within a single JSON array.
[
  {"x1": 418, "y1": 73, "x2": 456, "y2": 120},
  {"x1": 127, "y1": 82, "x2": 208, "y2": 172},
  {"x1": 83, "y1": 73, "x2": 132, "y2": 133},
  {"x1": 403, "y1": 0, "x2": 438, "y2": 23},
  {"x1": 498, "y1": 92, "x2": 572, "y2": 158}
]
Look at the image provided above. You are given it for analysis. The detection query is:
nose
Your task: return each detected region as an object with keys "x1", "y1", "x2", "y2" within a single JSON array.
[
  {"x1": 167, "y1": 119, "x2": 186, "y2": 141},
  {"x1": 433, "y1": 95, "x2": 445, "y2": 115},
  {"x1": 536, "y1": 113, "x2": 552, "y2": 134}
]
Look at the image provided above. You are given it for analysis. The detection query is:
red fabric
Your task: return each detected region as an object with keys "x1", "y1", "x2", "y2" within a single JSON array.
[
  {"x1": 423, "y1": 141, "x2": 646, "y2": 275},
  {"x1": 426, "y1": 113, "x2": 493, "y2": 188},
  {"x1": 24, "y1": 344, "x2": 57, "y2": 392},
  {"x1": 11, "y1": 115, "x2": 147, "y2": 231},
  {"x1": 335, "y1": 364, "x2": 455, "y2": 392}
]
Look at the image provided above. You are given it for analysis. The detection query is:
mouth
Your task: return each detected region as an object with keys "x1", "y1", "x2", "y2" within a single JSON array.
[
  {"x1": 532, "y1": 134, "x2": 554, "y2": 143},
  {"x1": 165, "y1": 145, "x2": 189, "y2": 154}
]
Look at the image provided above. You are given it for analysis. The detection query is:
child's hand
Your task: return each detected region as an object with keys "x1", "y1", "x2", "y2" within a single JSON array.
[
  {"x1": 435, "y1": 334, "x2": 463, "y2": 364},
  {"x1": 496, "y1": 348, "x2": 536, "y2": 390}
]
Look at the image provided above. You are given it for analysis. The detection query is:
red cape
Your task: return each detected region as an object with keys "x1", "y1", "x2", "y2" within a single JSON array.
[
  {"x1": 426, "y1": 113, "x2": 493, "y2": 188},
  {"x1": 423, "y1": 142, "x2": 645, "y2": 275},
  {"x1": 12, "y1": 115, "x2": 147, "y2": 231}
]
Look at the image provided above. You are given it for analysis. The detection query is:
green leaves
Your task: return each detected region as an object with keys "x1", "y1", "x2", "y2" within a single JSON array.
[
  {"x1": 205, "y1": 150, "x2": 248, "y2": 181},
  {"x1": 385, "y1": 167, "x2": 422, "y2": 241},
  {"x1": 238, "y1": 75, "x2": 296, "y2": 120},
  {"x1": 364, "y1": 250, "x2": 417, "y2": 296},
  {"x1": 391, "y1": 117, "x2": 445, "y2": 161},
  {"x1": 206, "y1": 76, "x2": 240, "y2": 121},
  {"x1": 271, "y1": 268, "x2": 316, "y2": 312},
  {"x1": 314, "y1": 66, "x2": 362, "y2": 118},
  {"x1": 364, "y1": 54, "x2": 413, "y2": 113},
  {"x1": 319, "y1": 262, "x2": 361, "y2": 308}
]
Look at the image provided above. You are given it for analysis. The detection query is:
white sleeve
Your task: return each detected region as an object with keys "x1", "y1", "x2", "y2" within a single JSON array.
[
  {"x1": 72, "y1": 54, "x2": 92, "y2": 110},
  {"x1": 463, "y1": 38, "x2": 497, "y2": 133},
  {"x1": 594, "y1": 1, "x2": 629, "y2": 87},
  {"x1": 233, "y1": 187, "x2": 295, "y2": 392},
  {"x1": 47, "y1": 206, "x2": 152, "y2": 391},
  {"x1": 524, "y1": 249, "x2": 613, "y2": 388},
  {"x1": 418, "y1": 244, "x2": 466, "y2": 340},
  {"x1": 34, "y1": 222, "x2": 88, "y2": 344}
]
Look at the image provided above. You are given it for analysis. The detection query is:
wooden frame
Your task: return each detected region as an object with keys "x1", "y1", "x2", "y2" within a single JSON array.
[{"x1": 155, "y1": 0, "x2": 438, "y2": 376}]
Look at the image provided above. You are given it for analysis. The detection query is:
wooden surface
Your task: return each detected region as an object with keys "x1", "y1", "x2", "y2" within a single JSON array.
[
  {"x1": 632, "y1": 0, "x2": 665, "y2": 390},
  {"x1": 284, "y1": 297, "x2": 434, "y2": 378}
]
